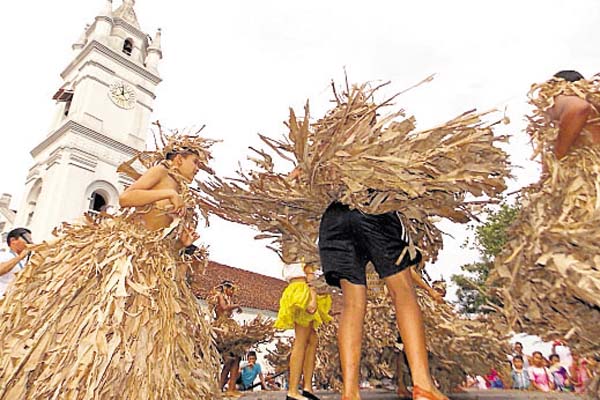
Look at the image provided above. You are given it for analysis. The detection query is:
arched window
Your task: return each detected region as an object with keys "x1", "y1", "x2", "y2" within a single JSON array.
[
  {"x1": 89, "y1": 191, "x2": 107, "y2": 212},
  {"x1": 122, "y1": 39, "x2": 133, "y2": 56},
  {"x1": 25, "y1": 179, "x2": 43, "y2": 226},
  {"x1": 84, "y1": 181, "x2": 119, "y2": 215}
]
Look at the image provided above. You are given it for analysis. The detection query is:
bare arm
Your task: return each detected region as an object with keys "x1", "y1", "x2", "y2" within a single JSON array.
[
  {"x1": 217, "y1": 294, "x2": 241, "y2": 312},
  {"x1": 259, "y1": 372, "x2": 268, "y2": 389},
  {"x1": 0, "y1": 252, "x2": 27, "y2": 276},
  {"x1": 305, "y1": 266, "x2": 318, "y2": 314},
  {"x1": 119, "y1": 165, "x2": 178, "y2": 208},
  {"x1": 548, "y1": 95, "x2": 592, "y2": 159},
  {"x1": 409, "y1": 266, "x2": 443, "y2": 304}
]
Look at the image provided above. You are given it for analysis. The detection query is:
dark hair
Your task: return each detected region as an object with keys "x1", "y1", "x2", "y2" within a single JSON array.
[
  {"x1": 7, "y1": 227, "x2": 31, "y2": 246},
  {"x1": 514, "y1": 342, "x2": 523, "y2": 347},
  {"x1": 554, "y1": 70, "x2": 584, "y2": 82},
  {"x1": 247, "y1": 351, "x2": 257, "y2": 358},
  {"x1": 165, "y1": 147, "x2": 200, "y2": 161},
  {"x1": 549, "y1": 354, "x2": 560, "y2": 361},
  {"x1": 220, "y1": 280, "x2": 234, "y2": 288},
  {"x1": 513, "y1": 355, "x2": 523, "y2": 362},
  {"x1": 532, "y1": 351, "x2": 543, "y2": 358}
]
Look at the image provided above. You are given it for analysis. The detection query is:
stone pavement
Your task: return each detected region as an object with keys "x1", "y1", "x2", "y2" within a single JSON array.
[{"x1": 238, "y1": 389, "x2": 581, "y2": 400}]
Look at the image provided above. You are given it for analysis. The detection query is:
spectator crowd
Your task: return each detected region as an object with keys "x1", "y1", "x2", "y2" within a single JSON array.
[{"x1": 461, "y1": 341, "x2": 598, "y2": 395}]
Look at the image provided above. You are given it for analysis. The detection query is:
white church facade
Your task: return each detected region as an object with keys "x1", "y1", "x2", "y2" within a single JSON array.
[{"x1": 11, "y1": 0, "x2": 163, "y2": 242}]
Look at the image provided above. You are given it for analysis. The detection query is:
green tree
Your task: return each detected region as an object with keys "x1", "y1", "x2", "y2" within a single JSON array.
[{"x1": 451, "y1": 202, "x2": 519, "y2": 314}]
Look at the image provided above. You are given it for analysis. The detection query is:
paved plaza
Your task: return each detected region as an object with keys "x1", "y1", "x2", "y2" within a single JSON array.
[{"x1": 239, "y1": 389, "x2": 581, "y2": 400}]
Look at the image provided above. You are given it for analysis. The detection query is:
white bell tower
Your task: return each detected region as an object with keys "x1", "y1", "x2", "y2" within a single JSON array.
[{"x1": 14, "y1": 0, "x2": 163, "y2": 240}]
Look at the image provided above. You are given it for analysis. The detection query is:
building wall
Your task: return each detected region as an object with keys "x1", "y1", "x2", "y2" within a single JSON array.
[{"x1": 13, "y1": 8, "x2": 160, "y2": 242}]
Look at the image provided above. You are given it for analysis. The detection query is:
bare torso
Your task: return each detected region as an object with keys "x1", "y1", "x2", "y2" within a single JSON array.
[
  {"x1": 133, "y1": 170, "x2": 181, "y2": 231},
  {"x1": 214, "y1": 292, "x2": 233, "y2": 320}
]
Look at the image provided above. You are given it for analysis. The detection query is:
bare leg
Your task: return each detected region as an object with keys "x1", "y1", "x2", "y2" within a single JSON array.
[
  {"x1": 226, "y1": 356, "x2": 241, "y2": 393},
  {"x1": 384, "y1": 270, "x2": 446, "y2": 400},
  {"x1": 396, "y1": 352, "x2": 411, "y2": 398},
  {"x1": 302, "y1": 327, "x2": 318, "y2": 392},
  {"x1": 339, "y1": 279, "x2": 367, "y2": 400},
  {"x1": 288, "y1": 323, "x2": 312, "y2": 399},
  {"x1": 220, "y1": 356, "x2": 234, "y2": 390}
]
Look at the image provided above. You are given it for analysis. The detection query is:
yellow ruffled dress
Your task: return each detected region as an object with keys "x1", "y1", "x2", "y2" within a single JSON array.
[{"x1": 274, "y1": 264, "x2": 332, "y2": 330}]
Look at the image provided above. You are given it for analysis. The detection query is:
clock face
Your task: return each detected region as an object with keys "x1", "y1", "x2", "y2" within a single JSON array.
[{"x1": 108, "y1": 81, "x2": 136, "y2": 109}]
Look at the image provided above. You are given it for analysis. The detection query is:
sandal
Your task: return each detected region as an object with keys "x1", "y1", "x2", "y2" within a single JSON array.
[
  {"x1": 285, "y1": 395, "x2": 308, "y2": 400},
  {"x1": 301, "y1": 390, "x2": 320, "y2": 400},
  {"x1": 412, "y1": 385, "x2": 449, "y2": 400}
]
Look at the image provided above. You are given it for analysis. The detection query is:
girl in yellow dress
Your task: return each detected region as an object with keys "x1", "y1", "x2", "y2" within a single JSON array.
[{"x1": 274, "y1": 260, "x2": 332, "y2": 400}]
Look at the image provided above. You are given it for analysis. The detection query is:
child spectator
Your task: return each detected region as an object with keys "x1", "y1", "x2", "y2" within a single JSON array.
[
  {"x1": 570, "y1": 353, "x2": 593, "y2": 394},
  {"x1": 511, "y1": 355, "x2": 530, "y2": 390},
  {"x1": 548, "y1": 354, "x2": 573, "y2": 392},
  {"x1": 528, "y1": 351, "x2": 555, "y2": 392}
]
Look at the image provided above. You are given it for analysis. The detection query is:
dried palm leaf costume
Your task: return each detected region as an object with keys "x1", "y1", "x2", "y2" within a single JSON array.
[
  {"x1": 200, "y1": 78, "x2": 512, "y2": 387},
  {"x1": 0, "y1": 131, "x2": 221, "y2": 399},
  {"x1": 207, "y1": 282, "x2": 275, "y2": 357},
  {"x1": 488, "y1": 76, "x2": 600, "y2": 356},
  {"x1": 200, "y1": 78, "x2": 511, "y2": 265}
]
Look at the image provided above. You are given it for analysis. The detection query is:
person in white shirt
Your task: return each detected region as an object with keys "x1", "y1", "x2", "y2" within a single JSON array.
[{"x1": 0, "y1": 228, "x2": 33, "y2": 298}]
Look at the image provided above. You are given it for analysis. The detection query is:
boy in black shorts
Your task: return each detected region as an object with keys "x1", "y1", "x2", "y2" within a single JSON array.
[{"x1": 319, "y1": 202, "x2": 447, "y2": 400}]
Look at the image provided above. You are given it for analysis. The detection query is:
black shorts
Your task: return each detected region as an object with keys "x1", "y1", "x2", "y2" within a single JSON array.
[{"x1": 318, "y1": 202, "x2": 421, "y2": 288}]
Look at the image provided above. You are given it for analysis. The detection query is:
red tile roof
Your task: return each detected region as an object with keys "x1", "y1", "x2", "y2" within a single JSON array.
[
  {"x1": 189, "y1": 260, "x2": 287, "y2": 312},
  {"x1": 189, "y1": 260, "x2": 344, "y2": 315}
]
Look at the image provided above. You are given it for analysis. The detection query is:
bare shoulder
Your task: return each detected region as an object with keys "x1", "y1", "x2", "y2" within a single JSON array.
[
  {"x1": 145, "y1": 164, "x2": 169, "y2": 177},
  {"x1": 125, "y1": 164, "x2": 170, "y2": 191},
  {"x1": 550, "y1": 95, "x2": 592, "y2": 120}
]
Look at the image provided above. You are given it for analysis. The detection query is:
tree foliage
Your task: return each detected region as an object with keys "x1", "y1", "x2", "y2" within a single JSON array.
[{"x1": 451, "y1": 203, "x2": 519, "y2": 314}]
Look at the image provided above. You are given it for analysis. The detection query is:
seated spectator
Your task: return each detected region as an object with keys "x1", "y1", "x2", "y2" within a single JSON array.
[
  {"x1": 528, "y1": 351, "x2": 555, "y2": 392},
  {"x1": 511, "y1": 355, "x2": 530, "y2": 390},
  {"x1": 474, "y1": 375, "x2": 488, "y2": 390},
  {"x1": 485, "y1": 368, "x2": 504, "y2": 389},
  {"x1": 549, "y1": 353, "x2": 573, "y2": 392},
  {"x1": 237, "y1": 351, "x2": 268, "y2": 391}
]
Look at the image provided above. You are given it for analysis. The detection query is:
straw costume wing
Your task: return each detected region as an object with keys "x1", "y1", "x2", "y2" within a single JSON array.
[
  {"x1": 201, "y1": 78, "x2": 511, "y2": 266},
  {"x1": 488, "y1": 77, "x2": 600, "y2": 356}
]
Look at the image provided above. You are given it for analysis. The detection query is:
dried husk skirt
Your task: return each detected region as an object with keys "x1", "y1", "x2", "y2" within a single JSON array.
[
  {"x1": 273, "y1": 281, "x2": 332, "y2": 330},
  {"x1": 489, "y1": 145, "x2": 600, "y2": 353},
  {"x1": 0, "y1": 214, "x2": 220, "y2": 399},
  {"x1": 212, "y1": 315, "x2": 275, "y2": 356},
  {"x1": 314, "y1": 288, "x2": 510, "y2": 392}
]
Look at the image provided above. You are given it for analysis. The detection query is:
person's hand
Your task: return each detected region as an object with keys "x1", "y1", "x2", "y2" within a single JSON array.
[
  {"x1": 430, "y1": 289, "x2": 445, "y2": 305},
  {"x1": 20, "y1": 244, "x2": 35, "y2": 258},
  {"x1": 168, "y1": 190, "x2": 184, "y2": 214},
  {"x1": 306, "y1": 298, "x2": 317, "y2": 314},
  {"x1": 180, "y1": 227, "x2": 200, "y2": 247}
]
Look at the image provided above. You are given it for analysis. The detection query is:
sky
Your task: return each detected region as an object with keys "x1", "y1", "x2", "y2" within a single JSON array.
[{"x1": 0, "y1": 1, "x2": 598, "y2": 303}]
